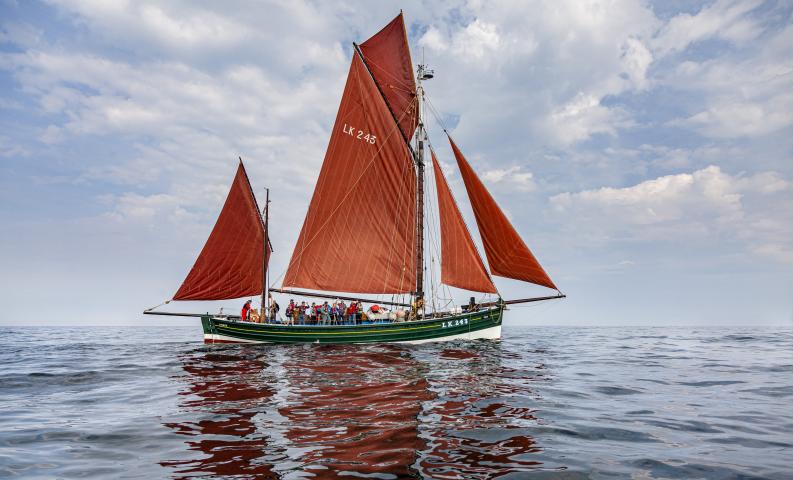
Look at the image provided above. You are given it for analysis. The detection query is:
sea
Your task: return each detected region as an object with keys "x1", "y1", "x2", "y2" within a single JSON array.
[{"x1": 0, "y1": 325, "x2": 791, "y2": 479}]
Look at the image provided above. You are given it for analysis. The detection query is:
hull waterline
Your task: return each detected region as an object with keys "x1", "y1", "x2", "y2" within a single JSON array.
[{"x1": 201, "y1": 306, "x2": 503, "y2": 344}]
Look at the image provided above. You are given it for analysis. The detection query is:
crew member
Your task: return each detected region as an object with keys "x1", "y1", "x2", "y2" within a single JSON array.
[{"x1": 241, "y1": 300, "x2": 252, "y2": 322}]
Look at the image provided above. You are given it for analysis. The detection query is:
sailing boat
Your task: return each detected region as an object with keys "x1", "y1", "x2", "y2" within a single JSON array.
[{"x1": 144, "y1": 13, "x2": 565, "y2": 343}]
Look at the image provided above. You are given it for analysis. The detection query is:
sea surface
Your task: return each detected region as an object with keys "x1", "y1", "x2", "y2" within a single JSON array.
[{"x1": 0, "y1": 325, "x2": 791, "y2": 479}]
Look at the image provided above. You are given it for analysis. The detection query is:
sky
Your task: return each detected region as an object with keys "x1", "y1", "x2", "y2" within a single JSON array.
[{"x1": 1, "y1": 0, "x2": 791, "y2": 326}]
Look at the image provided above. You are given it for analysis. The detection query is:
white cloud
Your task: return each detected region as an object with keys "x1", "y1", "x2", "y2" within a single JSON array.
[
  {"x1": 416, "y1": 0, "x2": 657, "y2": 147},
  {"x1": 673, "y1": 94, "x2": 793, "y2": 139},
  {"x1": 481, "y1": 166, "x2": 535, "y2": 191},
  {"x1": 652, "y1": 0, "x2": 764, "y2": 56},
  {"x1": 550, "y1": 165, "x2": 793, "y2": 261},
  {"x1": 546, "y1": 92, "x2": 633, "y2": 144},
  {"x1": 657, "y1": 8, "x2": 793, "y2": 139},
  {"x1": 419, "y1": 19, "x2": 501, "y2": 61}
]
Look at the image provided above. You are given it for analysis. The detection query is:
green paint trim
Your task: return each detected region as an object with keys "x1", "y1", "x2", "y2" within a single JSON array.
[{"x1": 218, "y1": 322, "x2": 439, "y2": 335}]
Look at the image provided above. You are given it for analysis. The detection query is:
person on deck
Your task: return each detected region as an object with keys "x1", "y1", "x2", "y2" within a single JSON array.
[
  {"x1": 241, "y1": 300, "x2": 252, "y2": 322},
  {"x1": 286, "y1": 300, "x2": 295, "y2": 325},
  {"x1": 347, "y1": 302, "x2": 358, "y2": 325},
  {"x1": 299, "y1": 301, "x2": 307, "y2": 325},
  {"x1": 321, "y1": 302, "x2": 330, "y2": 325}
]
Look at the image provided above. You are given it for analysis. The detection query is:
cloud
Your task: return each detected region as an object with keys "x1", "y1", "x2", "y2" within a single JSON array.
[
  {"x1": 550, "y1": 165, "x2": 793, "y2": 261},
  {"x1": 416, "y1": 0, "x2": 657, "y2": 147},
  {"x1": 652, "y1": 0, "x2": 764, "y2": 56},
  {"x1": 546, "y1": 92, "x2": 633, "y2": 145},
  {"x1": 419, "y1": 19, "x2": 502, "y2": 61},
  {"x1": 481, "y1": 166, "x2": 535, "y2": 191},
  {"x1": 656, "y1": 10, "x2": 793, "y2": 140}
]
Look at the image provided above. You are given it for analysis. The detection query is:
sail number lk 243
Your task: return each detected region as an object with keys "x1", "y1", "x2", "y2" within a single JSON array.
[{"x1": 343, "y1": 123, "x2": 376, "y2": 144}]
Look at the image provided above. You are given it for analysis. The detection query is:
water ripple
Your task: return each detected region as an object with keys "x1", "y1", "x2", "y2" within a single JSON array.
[{"x1": 0, "y1": 326, "x2": 791, "y2": 478}]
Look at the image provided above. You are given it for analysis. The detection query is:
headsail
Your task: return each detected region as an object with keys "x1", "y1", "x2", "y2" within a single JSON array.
[
  {"x1": 174, "y1": 162, "x2": 268, "y2": 300},
  {"x1": 359, "y1": 12, "x2": 418, "y2": 141},
  {"x1": 430, "y1": 149, "x2": 496, "y2": 293},
  {"x1": 448, "y1": 136, "x2": 558, "y2": 290},
  {"x1": 282, "y1": 53, "x2": 417, "y2": 294}
]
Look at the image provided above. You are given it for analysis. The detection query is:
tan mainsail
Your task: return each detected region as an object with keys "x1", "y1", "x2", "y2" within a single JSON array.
[
  {"x1": 430, "y1": 149, "x2": 496, "y2": 293},
  {"x1": 174, "y1": 162, "x2": 269, "y2": 300},
  {"x1": 282, "y1": 53, "x2": 417, "y2": 294},
  {"x1": 448, "y1": 136, "x2": 558, "y2": 290}
]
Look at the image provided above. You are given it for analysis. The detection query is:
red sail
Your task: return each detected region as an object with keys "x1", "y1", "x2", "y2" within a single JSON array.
[
  {"x1": 431, "y1": 150, "x2": 496, "y2": 293},
  {"x1": 174, "y1": 162, "x2": 267, "y2": 300},
  {"x1": 283, "y1": 54, "x2": 416, "y2": 294},
  {"x1": 448, "y1": 137, "x2": 558, "y2": 290},
  {"x1": 359, "y1": 12, "x2": 418, "y2": 140}
]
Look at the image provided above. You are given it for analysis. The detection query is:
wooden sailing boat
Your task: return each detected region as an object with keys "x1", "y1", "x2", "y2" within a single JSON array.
[{"x1": 144, "y1": 13, "x2": 564, "y2": 343}]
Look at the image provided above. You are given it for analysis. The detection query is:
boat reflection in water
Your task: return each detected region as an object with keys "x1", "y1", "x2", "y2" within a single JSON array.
[
  {"x1": 160, "y1": 348, "x2": 284, "y2": 478},
  {"x1": 162, "y1": 341, "x2": 548, "y2": 478}
]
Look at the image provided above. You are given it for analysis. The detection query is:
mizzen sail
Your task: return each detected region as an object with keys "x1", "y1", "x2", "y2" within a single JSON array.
[
  {"x1": 359, "y1": 12, "x2": 418, "y2": 141},
  {"x1": 174, "y1": 162, "x2": 268, "y2": 300},
  {"x1": 448, "y1": 136, "x2": 558, "y2": 290},
  {"x1": 282, "y1": 53, "x2": 417, "y2": 294},
  {"x1": 431, "y1": 149, "x2": 496, "y2": 293}
]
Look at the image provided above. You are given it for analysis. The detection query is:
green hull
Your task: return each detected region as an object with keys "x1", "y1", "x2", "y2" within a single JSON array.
[{"x1": 201, "y1": 306, "x2": 503, "y2": 344}]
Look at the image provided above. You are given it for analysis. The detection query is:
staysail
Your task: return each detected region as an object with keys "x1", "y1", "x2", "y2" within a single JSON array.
[
  {"x1": 174, "y1": 162, "x2": 268, "y2": 300},
  {"x1": 430, "y1": 149, "x2": 496, "y2": 293},
  {"x1": 359, "y1": 12, "x2": 418, "y2": 141},
  {"x1": 282, "y1": 53, "x2": 417, "y2": 294},
  {"x1": 448, "y1": 136, "x2": 558, "y2": 290}
]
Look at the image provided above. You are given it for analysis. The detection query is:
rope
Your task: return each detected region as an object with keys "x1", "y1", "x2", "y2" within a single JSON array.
[{"x1": 144, "y1": 300, "x2": 171, "y2": 312}]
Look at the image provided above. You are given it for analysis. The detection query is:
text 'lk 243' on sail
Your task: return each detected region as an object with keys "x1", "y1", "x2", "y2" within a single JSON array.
[{"x1": 144, "y1": 12, "x2": 565, "y2": 344}]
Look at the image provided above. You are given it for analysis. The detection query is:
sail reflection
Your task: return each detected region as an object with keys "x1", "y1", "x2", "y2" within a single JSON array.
[
  {"x1": 162, "y1": 341, "x2": 547, "y2": 478},
  {"x1": 161, "y1": 348, "x2": 282, "y2": 479},
  {"x1": 278, "y1": 344, "x2": 433, "y2": 477}
]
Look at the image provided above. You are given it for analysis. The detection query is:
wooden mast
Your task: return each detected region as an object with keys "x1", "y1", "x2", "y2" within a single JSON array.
[
  {"x1": 261, "y1": 187, "x2": 270, "y2": 321},
  {"x1": 414, "y1": 76, "x2": 425, "y2": 306},
  {"x1": 414, "y1": 61, "x2": 433, "y2": 314},
  {"x1": 352, "y1": 40, "x2": 424, "y2": 308}
]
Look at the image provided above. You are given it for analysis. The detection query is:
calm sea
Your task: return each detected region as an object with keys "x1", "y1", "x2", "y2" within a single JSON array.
[{"x1": 0, "y1": 325, "x2": 791, "y2": 479}]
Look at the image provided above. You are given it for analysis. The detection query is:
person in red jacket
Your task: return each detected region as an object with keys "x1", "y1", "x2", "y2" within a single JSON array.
[
  {"x1": 241, "y1": 300, "x2": 252, "y2": 322},
  {"x1": 347, "y1": 302, "x2": 358, "y2": 324}
]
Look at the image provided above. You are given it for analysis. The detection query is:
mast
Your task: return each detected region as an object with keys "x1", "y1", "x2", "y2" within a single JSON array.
[
  {"x1": 262, "y1": 187, "x2": 270, "y2": 320},
  {"x1": 415, "y1": 60, "x2": 433, "y2": 309}
]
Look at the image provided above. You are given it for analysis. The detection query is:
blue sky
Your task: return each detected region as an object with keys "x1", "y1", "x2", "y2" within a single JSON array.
[{"x1": 1, "y1": 0, "x2": 791, "y2": 326}]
